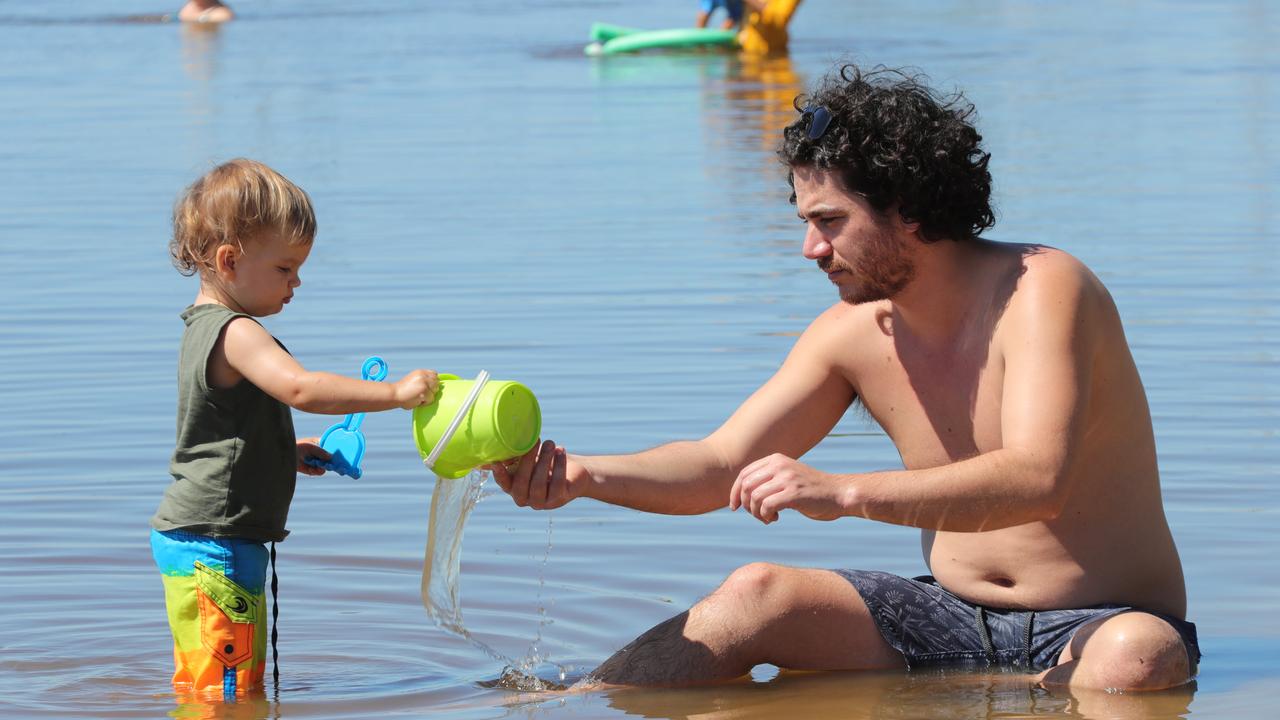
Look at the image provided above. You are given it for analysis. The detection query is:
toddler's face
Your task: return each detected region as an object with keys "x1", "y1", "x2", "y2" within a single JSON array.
[{"x1": 227, "y1": 232, "x2": 312, "y2": 316}]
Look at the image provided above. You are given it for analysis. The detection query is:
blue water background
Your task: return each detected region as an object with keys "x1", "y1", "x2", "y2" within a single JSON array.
[{"x1": 0, "y1": 1, "x2": 1276, "y2": 717}]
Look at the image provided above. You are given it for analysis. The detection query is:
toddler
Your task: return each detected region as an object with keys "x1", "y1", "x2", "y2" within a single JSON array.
[{"x1": 150, "y1": 158, "x2": 437, "y2": 695}]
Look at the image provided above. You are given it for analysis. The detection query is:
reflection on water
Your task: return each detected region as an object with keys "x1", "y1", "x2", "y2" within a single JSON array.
[
  {"x1": 180, "y1": 21, "x2": 224, "y2": 85},
  {"x1": 594, "y1": 670, "x2": 1198, "y2": 720},
  {"x1": 171, "y1": 689, "x2": 277, "y2": 720},
  {"x1": 588, "y1": 50, "x2": 805, "y2": 161},
  {"x1": 719, "y1": 55, "x2": 805, "y2": 155}
]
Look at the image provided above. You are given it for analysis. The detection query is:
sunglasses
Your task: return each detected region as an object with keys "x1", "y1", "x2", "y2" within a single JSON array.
[{"x1": 802, "y1": 104, "x2": 833, "y2": 140}]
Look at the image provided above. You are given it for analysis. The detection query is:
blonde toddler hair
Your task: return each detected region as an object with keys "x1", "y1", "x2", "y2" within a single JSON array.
[{"x1": 170, "y1": 158, "x2": 317, "y2": 276}]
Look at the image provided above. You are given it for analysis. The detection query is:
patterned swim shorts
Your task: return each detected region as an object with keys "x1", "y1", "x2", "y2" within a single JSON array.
[
  {"x1": 835, "y1": 569, "x2": 1201, "y2": 671},
  {"x1": 151, "y1": 529, "x2": 269, "y2": 694}
]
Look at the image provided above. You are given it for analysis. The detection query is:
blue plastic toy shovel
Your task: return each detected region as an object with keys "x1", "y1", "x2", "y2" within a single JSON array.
[{"x1": 304, "y1": 356, "x2": 388, "y2": 479}]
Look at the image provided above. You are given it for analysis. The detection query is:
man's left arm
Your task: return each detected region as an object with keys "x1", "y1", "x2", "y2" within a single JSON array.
[{"x1": 733, "y1": 255, "x2": 1101, "y2": 531}]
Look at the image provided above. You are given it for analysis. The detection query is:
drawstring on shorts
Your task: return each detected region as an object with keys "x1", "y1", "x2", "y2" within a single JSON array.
[
  {"x1": 1022, "y1": 611, "x2": 1037, "y2": 667},
  {"x1": 270, "y1": 541, "x2": 280, "y2": 689},
  {"x1": 974, "y1": 606, "x2": 1039, "y2": 668},
  {"x1": 975, "y1": 606, "x2": 996, "y2": 664}
]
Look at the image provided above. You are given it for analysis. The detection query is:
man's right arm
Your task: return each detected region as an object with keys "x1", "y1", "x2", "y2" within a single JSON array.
[{"x1": 493, "y1": 304, "x2": 858, "y2": 514}]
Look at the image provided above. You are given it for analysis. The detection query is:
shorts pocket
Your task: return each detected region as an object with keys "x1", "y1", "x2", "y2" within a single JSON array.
[{"x1": 193, "y1": 561, "x2": 257, "y2": 668}]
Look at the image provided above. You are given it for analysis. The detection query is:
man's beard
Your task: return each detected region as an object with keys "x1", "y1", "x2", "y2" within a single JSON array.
[{"x1": 820, "y1": 231, "x2": 915, "y2": 305}]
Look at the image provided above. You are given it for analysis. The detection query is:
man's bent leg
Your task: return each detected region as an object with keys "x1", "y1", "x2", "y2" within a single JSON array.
[
  {"x1": 1040, "y1": 611, "x2": 1194, "y2": 691},
  {"x1": 590, "y1": 563, "x2": 904, "y2": 686}
]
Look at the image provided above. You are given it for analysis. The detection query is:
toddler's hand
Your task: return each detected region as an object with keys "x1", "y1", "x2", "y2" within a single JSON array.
[
  {"x1": 394, "y1": 369, "x2": 439, "y2": 409},
  {"x1": 297, "y1": 437, "x2": 329, "y2": 476}
]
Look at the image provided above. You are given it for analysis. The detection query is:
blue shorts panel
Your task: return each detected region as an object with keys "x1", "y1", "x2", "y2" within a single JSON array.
[{"x1": 151, "y1": 528, "x2": 268, "y2": 593}]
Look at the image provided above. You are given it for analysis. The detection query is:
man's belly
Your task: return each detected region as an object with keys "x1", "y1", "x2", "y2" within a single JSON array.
[{"x1": 923, "y1": 524, "x2": 1186, "y2": 616}]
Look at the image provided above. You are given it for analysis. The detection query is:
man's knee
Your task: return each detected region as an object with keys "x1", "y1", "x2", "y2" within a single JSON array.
[
  {"x1": 1064, "y1": 612, "x2": 1192, "y2": 690},
  {"x1": 698, "y1": 562, "x2": 802, "y2": 636},
  {"x1": 714, "y1": 562, "x2": 792, "y2": 607}
]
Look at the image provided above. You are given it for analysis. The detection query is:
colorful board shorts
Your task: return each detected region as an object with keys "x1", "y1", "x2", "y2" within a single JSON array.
[
  {"x1": 151, "y1": 529, "x2": 269, "y2": 694},
  {"x1": 835, "y1": 570, "x2": 1201, "y2": 671}
]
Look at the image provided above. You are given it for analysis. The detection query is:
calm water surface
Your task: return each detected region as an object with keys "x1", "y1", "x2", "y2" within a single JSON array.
[{"x1": 0, "y1": 1, "x2": 1276, "y2": 718}]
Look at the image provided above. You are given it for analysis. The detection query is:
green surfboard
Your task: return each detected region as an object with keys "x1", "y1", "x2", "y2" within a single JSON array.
[{"x1": 586, "y1": 23, "x2": 739, "y2": 56}]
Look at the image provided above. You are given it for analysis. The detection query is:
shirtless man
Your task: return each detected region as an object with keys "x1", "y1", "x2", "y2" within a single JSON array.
[{"x1": 491, "y1": 65, "x2": 1198, "y2": 691}]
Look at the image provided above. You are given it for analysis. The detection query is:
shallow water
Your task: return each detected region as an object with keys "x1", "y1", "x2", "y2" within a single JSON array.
[{"x1": 0, "y1": 0, "x2": 1276, "y2": 718}]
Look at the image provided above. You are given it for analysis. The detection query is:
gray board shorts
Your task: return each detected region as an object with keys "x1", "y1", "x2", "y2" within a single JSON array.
[{"x1": 835, "y1": 570, "x2": 1201, "y2": 672}]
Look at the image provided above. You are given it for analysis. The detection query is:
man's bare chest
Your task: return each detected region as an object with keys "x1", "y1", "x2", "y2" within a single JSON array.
[{"x1": 848, "y1": 340, "x2": 1006, "y2": 468}]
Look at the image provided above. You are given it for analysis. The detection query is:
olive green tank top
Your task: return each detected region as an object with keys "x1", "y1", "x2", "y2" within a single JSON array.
[{"x1": 151, "y1": 304, "x2": 297, "y2": 542}]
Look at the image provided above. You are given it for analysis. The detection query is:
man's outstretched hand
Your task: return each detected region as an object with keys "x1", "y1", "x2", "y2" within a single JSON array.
[{"x1": 487, "y1": 439, "x2": 588, "y2": 510}]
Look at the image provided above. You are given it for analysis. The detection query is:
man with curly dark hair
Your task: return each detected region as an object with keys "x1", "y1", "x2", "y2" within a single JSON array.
[{"x1": 492, "y1": 65, "x2": 1197, "y2": 691}]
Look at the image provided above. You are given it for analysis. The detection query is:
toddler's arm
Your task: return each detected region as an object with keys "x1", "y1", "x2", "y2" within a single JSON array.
[{"x1": 217, "y1": 316, "x2": 438, "y2": 413}]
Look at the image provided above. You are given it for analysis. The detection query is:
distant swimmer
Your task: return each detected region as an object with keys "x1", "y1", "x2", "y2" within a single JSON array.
[{"x1": 178, "y1": 0, "x2": 234, "y2": 23}]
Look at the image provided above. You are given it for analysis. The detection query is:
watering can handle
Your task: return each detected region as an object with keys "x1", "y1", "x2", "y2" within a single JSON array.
[{"x1": 424, "y1": 369, "x2": 491, "y2": 472}]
